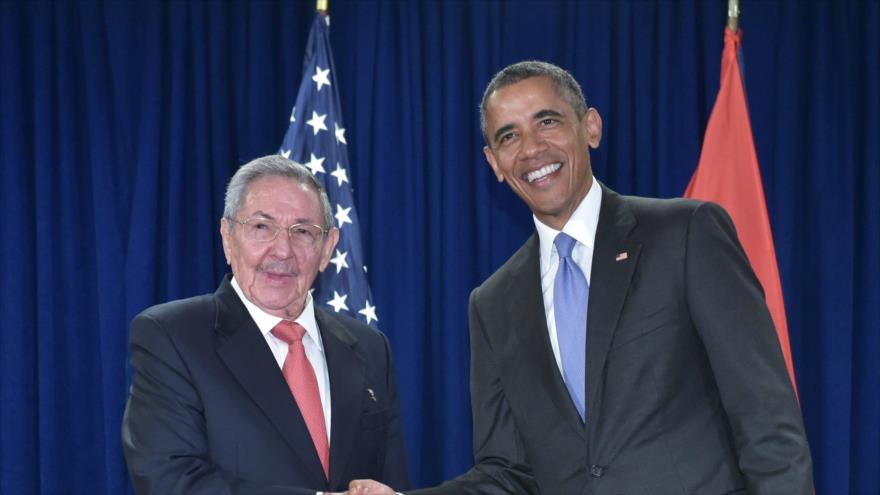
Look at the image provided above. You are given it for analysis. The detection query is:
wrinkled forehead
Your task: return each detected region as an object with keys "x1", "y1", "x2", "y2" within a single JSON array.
[
  {"x1": 240, "y1": 176, "x2": 322, "y2": 219},
  {"x1": 486, "y1": 77, "x2": 571, "y2": 122}
]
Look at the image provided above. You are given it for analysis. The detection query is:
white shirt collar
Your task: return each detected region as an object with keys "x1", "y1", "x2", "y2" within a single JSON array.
[
  {"x1": 230, "y1": 276, "x2": 324, "y2": 352},
  {"x1": 534, "y1": 176, "x2": 602, "y2": 269}
]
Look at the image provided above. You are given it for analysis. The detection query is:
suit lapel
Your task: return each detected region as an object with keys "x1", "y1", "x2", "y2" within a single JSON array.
[
  {"x1": 317, "y1": 308, "x2": 366, "y2": 489},
  {"x1": 504, "y1": 235, "x2": 587, "y2": 439},
  {"x1": 586, "y1": 187, "x2": 641, "y2": 428},
  {"x1": 212, "y1": 275, "x2": 327, "y2": 489}
]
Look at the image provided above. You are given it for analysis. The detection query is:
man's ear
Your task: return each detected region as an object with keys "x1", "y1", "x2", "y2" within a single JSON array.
[
  {"x1": 318, "y1": 227, "x2": 340, "y2": 272},
  {"x1": 584, "y1": 108, "x2": 603, "y2": 149},
  {"x1": 220, "y1": 218, "x2": 232, "y2": 265},
  {"x1": 484, "y1": 145, "x2": 505, "y2": 183}
]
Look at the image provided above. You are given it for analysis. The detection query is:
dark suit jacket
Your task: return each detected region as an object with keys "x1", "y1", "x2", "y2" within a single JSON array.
[
  {"x1": 122, "y1": 274, "x2": 410, "y2": 495},
  {"x1": 416, "y1": 186, "x2": 812, "y2": 495}
]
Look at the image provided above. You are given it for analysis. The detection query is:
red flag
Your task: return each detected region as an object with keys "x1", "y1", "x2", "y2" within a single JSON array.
[{"x1": 685, "y1": 28, "x2": 798, "y2": 391}]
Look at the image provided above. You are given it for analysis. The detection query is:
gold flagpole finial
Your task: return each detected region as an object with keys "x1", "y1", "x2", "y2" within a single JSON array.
[
  {"x1": 316, "y1": 0, "x2": 328, "y2": 14},
  {"x1": 727, "y1": 0, "x2": 740, "y2": 32}
]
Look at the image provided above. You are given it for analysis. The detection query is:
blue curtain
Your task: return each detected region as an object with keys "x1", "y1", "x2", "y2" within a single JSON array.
[{"x1": 1, "y1": 1, "x2": 877, "y2": 493}]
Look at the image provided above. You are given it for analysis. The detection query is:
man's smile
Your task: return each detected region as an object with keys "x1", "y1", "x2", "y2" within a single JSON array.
[{"x1": 524, "y1": 162, "x2": 562, "y2": 183}]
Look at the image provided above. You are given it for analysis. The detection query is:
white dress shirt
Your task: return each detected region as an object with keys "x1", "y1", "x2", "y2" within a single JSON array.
[
  {"x1": 534, "y1": 177, "x2": 602, "y2": 375},
  {"x1": 231, "y1": 277, "x2": 332, "y2": 440}
]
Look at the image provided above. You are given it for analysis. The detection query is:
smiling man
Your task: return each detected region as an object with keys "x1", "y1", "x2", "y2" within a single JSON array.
[
  {"x1": 352, "y1": 61, "x2": 812, "y2": 495},
  {"x1": 122, "y1": 155, "x2": 409, "y2": 495},
  {"x1": 481, "y1": 74, "x2": 601, "y2": 232}
]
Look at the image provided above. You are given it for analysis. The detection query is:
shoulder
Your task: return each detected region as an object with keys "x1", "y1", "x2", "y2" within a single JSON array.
[
  {"x1": 319, "y1": 307, "x2": 376, "y2": 335},
  {"x1": 317, "y1": 307, "x2": 392, "y2": 353},
  {"x1": 621, "y1": 194, "x2": 706, "y2": 224},
  {"x1": 135, "y1": 294, "x2": 216, "y2": 328},
  {"x1": 472, "y1": 234, "x2": 539, "y2": 303},
  {"x1": 615, "y1": 193, "x2": 733, "y2": 240},
  {"x1": 130, "y1": 293, "x2": 218, "y2": 349}
]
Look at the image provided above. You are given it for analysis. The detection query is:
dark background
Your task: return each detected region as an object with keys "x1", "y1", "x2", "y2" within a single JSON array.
[{"x1": 1, "y1": 1, "x2": 877, "y2": 493}]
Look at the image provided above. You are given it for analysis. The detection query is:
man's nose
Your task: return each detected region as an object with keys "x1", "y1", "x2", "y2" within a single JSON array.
[
  {"x1": 269, "y1": 228, "x2": 295, "y2": 257},
  {"x1": 519, "y1": 129, "x2": 547, "y2": 158}
]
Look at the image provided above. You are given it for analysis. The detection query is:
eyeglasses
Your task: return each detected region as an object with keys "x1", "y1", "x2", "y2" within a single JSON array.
[{"x1": 226, "y1": 217, "x2": 329, "y2": 247}]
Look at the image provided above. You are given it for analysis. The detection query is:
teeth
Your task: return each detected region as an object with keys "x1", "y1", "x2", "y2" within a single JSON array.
[{"x1": 526, "y1": 163, "x2": 561, "y2": 183}]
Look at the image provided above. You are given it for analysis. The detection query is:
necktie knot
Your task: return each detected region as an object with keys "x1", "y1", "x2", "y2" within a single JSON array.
[
  {"x1": 554, "y1": 232, "x2": 578, "y2": 259},
  {"x1": 271, "y1": 320, "x2": 306, "y2": 345}
]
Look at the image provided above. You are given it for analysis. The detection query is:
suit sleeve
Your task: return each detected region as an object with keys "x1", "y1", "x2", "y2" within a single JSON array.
[
  {"x1": 378, "y1": 331, "x2": 411, "y2": 490},
  {"x1": 409, "y1": 289, "x2": 538, "y2": 495},
  {"x1": 685, "y1": 202, "x2": 813, "y2": 495},
  {"x1": 121, "y1": 313, "x2": 316, "y2": 495}
]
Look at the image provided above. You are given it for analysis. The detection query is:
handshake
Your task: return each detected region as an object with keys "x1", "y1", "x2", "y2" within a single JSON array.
[{"x1": 328, "y1": 479, "x2": 399, "y2": 495}]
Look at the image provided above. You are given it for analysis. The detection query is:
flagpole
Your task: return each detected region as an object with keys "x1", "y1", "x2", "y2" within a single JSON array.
[
  {"x1": 316, "y1": 0, "x2": 328, "y2": 14},
  {"x1": 727, "y1": 0, "x2": 739, "y2": 33}
]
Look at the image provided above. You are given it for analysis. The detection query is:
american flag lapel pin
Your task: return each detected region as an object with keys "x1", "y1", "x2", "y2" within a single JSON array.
[{"x1": 615, "y1": 251, "x2": 629, "y2": 262}]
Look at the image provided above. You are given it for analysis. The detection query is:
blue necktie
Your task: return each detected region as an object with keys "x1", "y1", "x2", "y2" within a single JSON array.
[{"x1": 553, "y1": 232, "x2": 589, "y2": 422}]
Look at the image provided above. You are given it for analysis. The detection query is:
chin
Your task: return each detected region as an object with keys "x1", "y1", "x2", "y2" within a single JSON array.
[
  {"x1": 531, "y1": 202, "x2": 567, "y2": 217},
  {"x1": 251, "y1": 288, "x2": 289, "y2": 306}
]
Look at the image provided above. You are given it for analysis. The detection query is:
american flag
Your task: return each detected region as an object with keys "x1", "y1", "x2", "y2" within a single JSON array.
[{"x1": 279, "y1": 13, "x2": 379, "y2": 328}]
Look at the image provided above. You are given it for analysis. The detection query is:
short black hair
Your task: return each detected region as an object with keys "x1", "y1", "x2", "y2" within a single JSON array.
[{"x1": 480, "y1": 61, "x2": 587, "y2": 146}]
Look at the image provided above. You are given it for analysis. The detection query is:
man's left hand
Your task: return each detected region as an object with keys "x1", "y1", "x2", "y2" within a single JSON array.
[{"x1": 348, "y1": 479, "x2": 396, "y2": 495}]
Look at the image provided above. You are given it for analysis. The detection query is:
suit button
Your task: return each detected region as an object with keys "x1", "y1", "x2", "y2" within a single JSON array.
[{"x1": 590, "y1": 465, "x2": 605, "y2": 478}]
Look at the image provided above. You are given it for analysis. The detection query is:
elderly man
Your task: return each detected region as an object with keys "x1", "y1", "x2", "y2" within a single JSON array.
[
  {"x1": 352, "y1": 61, "x2": 812, "y2": 495},
  {"x1": 122, "y1": 155, "x2": 409, "y2": 495}
]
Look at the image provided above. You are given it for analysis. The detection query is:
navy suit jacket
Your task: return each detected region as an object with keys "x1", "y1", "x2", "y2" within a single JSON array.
[
  {"x1": 122, "y1": 274, "x2": 410, "y2": 494},
  {"x1": 414, "y1": 185, "x2": 812, "y2": 495}
]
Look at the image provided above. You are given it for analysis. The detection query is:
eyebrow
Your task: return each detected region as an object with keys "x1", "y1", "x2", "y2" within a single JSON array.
[
  {"x1": 248, "y1": 210, "x2": 318, "y2": 225},
  {"x1": 249, "y1": 211, "x2": 275, "y2": 221},
  {"x1": 492, "y1": 124, "x2": 515, "y2": 144},
  {"x1": 534, "y1": 109, "x2": 563, "y2": 120},
  {"x1": 491, "y1": 109, "x2": 565, "y2": 144}
]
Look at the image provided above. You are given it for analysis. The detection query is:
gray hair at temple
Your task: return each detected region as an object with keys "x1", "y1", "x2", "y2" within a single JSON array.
[
  {"x1": 223, "y1": 154, "x2": 335, "y2": 229},
  {"x1": 479, "y1": 60, "x2": 588, "y2": 146}
]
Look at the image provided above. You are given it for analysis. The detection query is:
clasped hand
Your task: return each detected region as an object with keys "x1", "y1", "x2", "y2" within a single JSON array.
[{"x1": 326, "y1": 478, "x2": 396, "y2": 495}]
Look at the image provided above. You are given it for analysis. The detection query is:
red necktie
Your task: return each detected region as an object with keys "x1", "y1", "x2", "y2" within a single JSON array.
[{"x1": 272, "y1": 320, "x2": 329, "y2": 479}]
